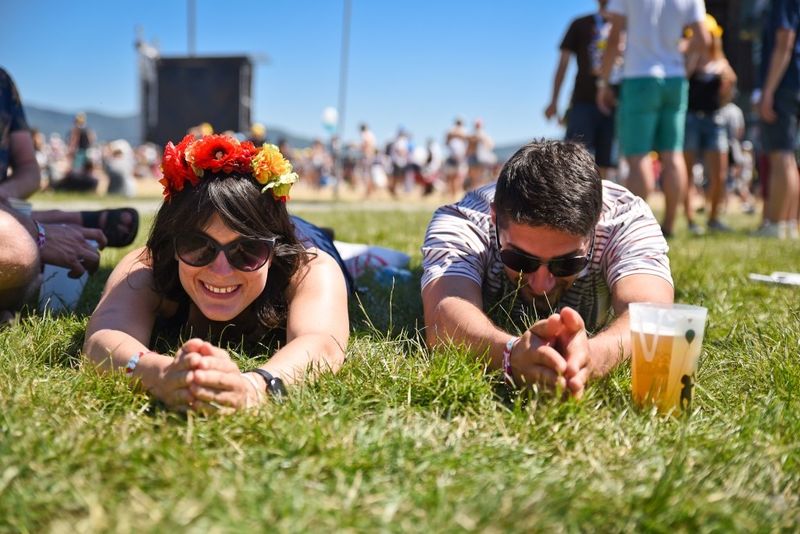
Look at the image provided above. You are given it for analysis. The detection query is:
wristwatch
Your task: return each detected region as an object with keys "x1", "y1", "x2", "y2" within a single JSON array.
[
  {"x1": 249, "y1": 368, "x2": 287, "y2": 400},
  {"x1": 595, "y1": 78, "x2": 609, "y2": 88}
]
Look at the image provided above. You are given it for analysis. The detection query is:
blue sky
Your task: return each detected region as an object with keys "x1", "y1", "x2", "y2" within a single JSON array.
[{"x1": 2, "y1": 0, "x2": 598, "y2": 146}]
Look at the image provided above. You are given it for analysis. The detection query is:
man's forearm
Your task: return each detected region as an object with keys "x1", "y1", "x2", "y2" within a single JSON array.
[
  {"x1": 550, "y1": 57, "x2": 568, "y2": 105},
  {"x1": 0, "y1": 162, "x2": 40, "y2": 200},
  {"x1": 587, "y1": 312, "x2": 631, "y2": 377},
  {"x1": 427, "y1": 296, "x2": 515, "y2": 371},
  {"x1": 763, "y1": 32, "x2": 795, "y2": 96},
  {"x1": 598, "y1": 19, "x2": 622, "y2": 82}
]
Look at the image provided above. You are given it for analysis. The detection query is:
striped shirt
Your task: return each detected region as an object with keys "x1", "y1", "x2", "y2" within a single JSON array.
[{"x1": 421, "y1": 181, "x2": 672, "y2": 332}]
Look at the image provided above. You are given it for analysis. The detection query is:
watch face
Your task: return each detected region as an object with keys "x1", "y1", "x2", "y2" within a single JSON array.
[{"x1": 268, "y1": 377, "x2": 287, "y2": 399}]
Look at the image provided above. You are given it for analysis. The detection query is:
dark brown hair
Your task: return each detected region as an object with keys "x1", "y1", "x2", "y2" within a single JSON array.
[{"x1": 494, "y1": 140, "x2": 602, "y2": 236}]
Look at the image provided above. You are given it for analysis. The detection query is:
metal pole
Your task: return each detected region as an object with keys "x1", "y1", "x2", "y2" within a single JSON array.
[
  {"x1": 334, "y1": 0, "x2": 352, "y2": 199},
  {"x1": 188, "y1": 0, "x2": 196, "y2": 56}
]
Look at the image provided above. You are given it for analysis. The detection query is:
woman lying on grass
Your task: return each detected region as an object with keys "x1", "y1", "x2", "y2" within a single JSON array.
[{"x1": 84, "y1": 134, "x2": 350, "y2": 413}]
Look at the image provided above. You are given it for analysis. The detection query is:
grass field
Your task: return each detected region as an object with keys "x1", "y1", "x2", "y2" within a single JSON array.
[{"x1": 1, "y1": 201, "x2": 799, "y2": 532}]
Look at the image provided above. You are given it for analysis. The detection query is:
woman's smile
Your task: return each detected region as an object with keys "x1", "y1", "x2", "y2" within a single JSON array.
[{"x1": 200, "y1": 281, "x2": 241, "y2": 296}]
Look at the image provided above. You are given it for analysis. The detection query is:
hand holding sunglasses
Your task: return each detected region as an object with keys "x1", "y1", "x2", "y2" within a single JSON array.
[{"x1": 174, "y1": 233, "x2": 278, "y2": 272}]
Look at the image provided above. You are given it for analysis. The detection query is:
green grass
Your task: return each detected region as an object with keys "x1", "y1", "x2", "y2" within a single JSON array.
[{"x1": 1, "y1": 205, "x2": 799, "y2": 532}]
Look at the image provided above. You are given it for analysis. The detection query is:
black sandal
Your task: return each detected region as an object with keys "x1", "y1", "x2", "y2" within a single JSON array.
[{"x1": 80, "y1": 207, "x2": 140, "y2": 247}]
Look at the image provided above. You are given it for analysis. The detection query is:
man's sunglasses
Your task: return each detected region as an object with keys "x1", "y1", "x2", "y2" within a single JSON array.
[
  {"x1": 496, "y1": 227, "x2": 594, "y2": 277},
  {"x1": 174, "y1": 233, "x2": 278, "y2": 272}
]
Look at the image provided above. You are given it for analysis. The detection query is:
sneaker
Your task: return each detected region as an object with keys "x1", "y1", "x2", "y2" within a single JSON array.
[
  {"x1": 741, "y1": 202, "x2": 756, "y2": 215},
  {"x1": 788, "y1": 222, "x2": 800, "y2": 240},
  {"x1": 752, "y1": 222, "x2": 782, "y2": 238},
  {"x1": 687, "y1": 222, "x2": 706, "y2": 236},
  {"x1": 707, "y1": 219, "x2": 732, "y2": 233}
]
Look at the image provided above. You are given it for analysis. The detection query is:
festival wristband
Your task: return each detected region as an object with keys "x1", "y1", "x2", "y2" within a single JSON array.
[
  {"x1": 503, "y1": 336, "x2": 520, "y2": 381},
  {"x1": 34, "y1": 221, "x2": 46, "y2": 249},
  {"x1": 125, "y1": 351, "x2": 155, "y2": 375}
]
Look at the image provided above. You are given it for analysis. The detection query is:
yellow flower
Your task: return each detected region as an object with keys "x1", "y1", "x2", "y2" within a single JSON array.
[
  {"x1": 251, "y1": 144, "x2": 293, "y2": 185},
  {"x1": 261, "y1": 171, "x2": 299, "y2": 202}
]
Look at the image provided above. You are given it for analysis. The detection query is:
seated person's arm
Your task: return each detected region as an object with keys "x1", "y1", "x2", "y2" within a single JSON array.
[
  {"x1": 83, "y1": 248, "x2": 191, "y2": 407},
  {"x1": 250, "y1": 249, "x2": 350, "y2": 386},
  {"x1": 0, "y1": 130, "x2": 41, "y2": 200},
  {"x1": 588, "y1": 274, "x2": 674, "y2": 377}
]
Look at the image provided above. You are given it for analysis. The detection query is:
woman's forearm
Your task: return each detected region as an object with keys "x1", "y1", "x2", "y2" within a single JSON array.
[
  {"x1": 83, "y1": 329, "x2": 171, "y2": 391},
  {"x1": 259, "y1": 333, "x2": 347, "y2": 386}
]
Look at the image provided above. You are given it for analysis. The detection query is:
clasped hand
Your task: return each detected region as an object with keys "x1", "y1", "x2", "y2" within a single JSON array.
[
  {"x1": 507, "y1": 306, "x2": 592, "y2": 399},
  {"x1": 154, "y1": 338, "x2": 262, "y2": 413}
]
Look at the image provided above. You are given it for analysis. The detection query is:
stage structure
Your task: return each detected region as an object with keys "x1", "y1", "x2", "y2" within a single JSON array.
[{"x1": 137, "y1": 38, "x2": 253, "y2": 146}]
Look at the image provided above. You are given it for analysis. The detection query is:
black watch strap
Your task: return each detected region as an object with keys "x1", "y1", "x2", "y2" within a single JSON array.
[{"x1": 248, "y1": 368, "x2": 287, "y2": 401}]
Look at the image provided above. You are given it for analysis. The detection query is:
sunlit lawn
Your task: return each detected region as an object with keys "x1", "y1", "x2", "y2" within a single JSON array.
[{"x1": 1, "y1": 197, "x2": 798, "y2": 532}]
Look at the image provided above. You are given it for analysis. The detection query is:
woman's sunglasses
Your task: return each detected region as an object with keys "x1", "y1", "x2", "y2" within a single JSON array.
[
  {"x1": 496, "y1": 228, "x2": 594, "y2": 277},
  {"x1": 174, "y1": 233, "x2": 278, "y2": 272}
]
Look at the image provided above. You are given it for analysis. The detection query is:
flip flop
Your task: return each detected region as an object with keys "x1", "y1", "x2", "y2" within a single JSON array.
[{"x1": 80, "y1": 207, "x2": 140, "y2": 247}]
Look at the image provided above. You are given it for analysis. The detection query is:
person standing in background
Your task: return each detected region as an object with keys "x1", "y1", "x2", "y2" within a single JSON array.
[
  {"x1": 755, "y1": 0, "x2": 800, "y2": 239},
  {"x1": 67, "y1": 112, "x2": 94, "y2": 173},
  {"x1": 597, "y1": 0, "x2": 710, "y2": 238},
  {"x1": 682, "y1": 14, "x2": 737, "y2": 234},
  {"x1": 443, "y1": 118, "x2": 468, "y2": 198},
  {"x1": 545, "y1": 0, "x2": 620, "y2": 180}
]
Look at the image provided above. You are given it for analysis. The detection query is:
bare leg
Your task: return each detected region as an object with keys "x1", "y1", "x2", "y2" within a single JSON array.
[
  {"x1": 706, "y1": 150, "x2": 728, "y2": 223},
  {"x1": 767, "y1": 151, "x2": 800, "y2": 224},
  {"x1": 0, "y1": 209, "x2": 41, "y2": 318},
  {"x1": 624, "y1": 153, "x2": 655, "y2": 201},
  {"x1": 659, "y1": 151, "x2": 688, "y2": 236},
  {"x1": 683, "y1": 151, "x2": 698, "y2": 226}
]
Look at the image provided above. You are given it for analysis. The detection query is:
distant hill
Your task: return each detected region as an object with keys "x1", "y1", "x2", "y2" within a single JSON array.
[
  {"x1": 494, "y1": 142, "x2": 525, "y2": 163},
  {"x1": 25, "y1": 106, "x2": 140, "y2": 145},
  {"x1": 24, "y1": 104, "x2": 530, "y2": 160},
  {"x1": 23, "y1": 104, "x2": 315, "y2": 149}
]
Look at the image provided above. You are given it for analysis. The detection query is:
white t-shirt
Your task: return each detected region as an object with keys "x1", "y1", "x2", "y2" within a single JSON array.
[
  {"x1": 607, "y1": 0, "x2": 705, "y2": 79},
  {"x1": 421, "y1": 182, "x2": 673, "y2": 332}
]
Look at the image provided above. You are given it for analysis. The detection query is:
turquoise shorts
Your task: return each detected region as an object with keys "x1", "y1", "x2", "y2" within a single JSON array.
[{"x1": 617, "y1": 77, "x2": 688, "y2": 156}]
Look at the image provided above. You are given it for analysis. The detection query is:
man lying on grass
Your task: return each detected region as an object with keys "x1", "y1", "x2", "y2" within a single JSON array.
[
  {"x1": 421, "y1": 140, "x2": 674, "y2": 398},
  {"x1": 84, "y1": 134, "x2": 350, "y2": 413}
]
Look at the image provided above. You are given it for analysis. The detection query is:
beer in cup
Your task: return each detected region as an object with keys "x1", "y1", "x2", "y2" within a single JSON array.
[{"x1": 629, "y1": 303, "x2": 708, "y2": 415}]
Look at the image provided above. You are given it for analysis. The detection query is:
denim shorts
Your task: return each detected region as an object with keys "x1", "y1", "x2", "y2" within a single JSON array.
[
  {"x1": 761, "y1": 87, "x2": 800, "y2": 152},
  {"x1": 618, "y1": 77, "x2": 688, "y2": 156},
  {"x1": 684, "y1": 111, "x2": 729, "y2": 153},
  {"x1": 565, "y1": 101, "x2": 617, "y2": 168}
]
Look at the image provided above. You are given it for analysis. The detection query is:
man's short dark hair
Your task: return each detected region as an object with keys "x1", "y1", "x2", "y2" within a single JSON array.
[{"x1": 494, "y1": 140, "x2": 602, "y2": 236}]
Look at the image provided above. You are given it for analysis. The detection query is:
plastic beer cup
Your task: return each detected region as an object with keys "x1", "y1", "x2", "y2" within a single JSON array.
[{"x1": 629, "y1": 303, "x2": 708, "y2": 415}]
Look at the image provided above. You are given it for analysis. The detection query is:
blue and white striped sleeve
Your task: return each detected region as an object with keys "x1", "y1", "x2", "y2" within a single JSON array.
[{"x1": 420, "y1": 205, "x2": 490, "y2": 291}]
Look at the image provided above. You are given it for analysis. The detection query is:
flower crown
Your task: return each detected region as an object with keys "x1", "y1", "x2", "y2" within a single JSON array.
[{"x1": 159, "y1": 134, "x2": 299, "y2": 201}]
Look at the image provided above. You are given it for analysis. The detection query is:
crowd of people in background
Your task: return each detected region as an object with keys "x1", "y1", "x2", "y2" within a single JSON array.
[
  {"x1": 26, "y1": 114, "x2": 499, "y2": 201},
  {"x1": 546, "y1": 0, "x2": 800, "y2": 240},
  {"x1": 18, "y1": 0, "x2": 800, "y2": 241}
]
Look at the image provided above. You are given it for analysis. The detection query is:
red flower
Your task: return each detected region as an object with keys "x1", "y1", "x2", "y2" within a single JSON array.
[
  {"x1": 159, "y1": 134, "x2": 287, "y2": 201},
  {"x1": 160, "y1": 134, "x2": 196, "y2": 199},
  {"x1": 185, "y1": 134, "x2": 241, "y2": 175},
  {"x1": 234, "y1": 141, "x2": 258, "y2": 173}
]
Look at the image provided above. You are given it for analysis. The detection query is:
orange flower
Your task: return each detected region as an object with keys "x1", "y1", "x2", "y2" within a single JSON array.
[{"x1": 251, "y1": 144, "x2": 293, "y2": 185}]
